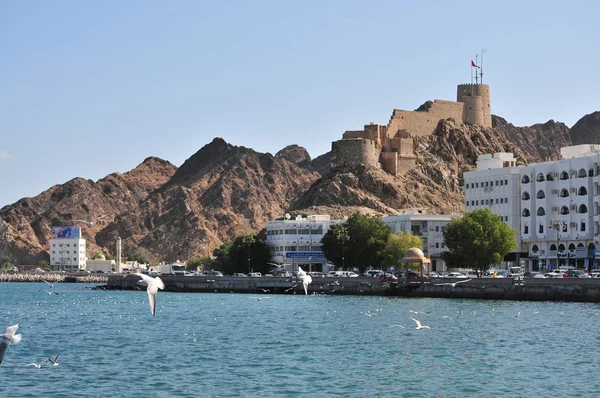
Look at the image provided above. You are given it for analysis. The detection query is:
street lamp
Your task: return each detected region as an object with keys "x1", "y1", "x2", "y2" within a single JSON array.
[
  {"x1": 335, "y1": 226, "x2": 349, "y2": 270},
  {"x1": 243, "y1": 235, "x2": 255, "y2": 274},
  {"x1": 550, "y1": 218, "x2": 565, "y2": 270}
]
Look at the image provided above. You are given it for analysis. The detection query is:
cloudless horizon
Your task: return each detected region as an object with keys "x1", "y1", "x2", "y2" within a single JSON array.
[{"x1": 2, "y1": 1, "x2": 599, "y2": 207}]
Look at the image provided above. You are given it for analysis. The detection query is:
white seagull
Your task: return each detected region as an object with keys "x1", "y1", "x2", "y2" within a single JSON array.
[
  {"x1": 42, "y1": 280, "x2": 54, "y2": 288},
  {"x1": 0, "y1": 324, "x2": 22, "y2": 365},
  {"x1": 442, "y1": 315, "x2": 455, "y2": 323},
  {"x1": 410, "y1": 317, "x2": 431, "y2": 330},
  {"x1": 44, "y1": 290, "x2": 59, "y2": 295},
  {"x1": 132, "y1": 273, "x2": 165, "y2": 316},
  {"x1": 296, "y1": 266, "x2": 312, "y2": 295},
  {"x1": 434, "y1": 279, "x2": 472, "y2": 288},
  {"x1": 26, "y1": 363, "x2": 42, "y2": 368}
]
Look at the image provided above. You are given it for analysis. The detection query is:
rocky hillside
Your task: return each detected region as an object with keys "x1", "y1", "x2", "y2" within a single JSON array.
[
  {"x1": 3, "y1": 110, "x2": 600, "y2": 265},
  {"x1": 0, "y1": 157, "x2": 176, "y2": 264},
  {"x1": 570, "y1": 111, "x2": 600, "y2": 146},
  {"x1": 94, "y1": 138, "x2": 321, "y2": 263}
]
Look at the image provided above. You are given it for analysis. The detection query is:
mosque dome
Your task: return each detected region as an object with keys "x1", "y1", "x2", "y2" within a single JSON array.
[{"x1": 94, "y1": 253, "x2": 106, "y2": 260}]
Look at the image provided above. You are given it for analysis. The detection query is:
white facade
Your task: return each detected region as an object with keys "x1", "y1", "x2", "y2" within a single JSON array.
[
  {"x1": 381, "y1": 211, "x2": 460, "y2": 272},
  {"x1": 464, "y1": 146, "x2": 600, "y2": 271},
  {"x1": 265, "y1": 214, "x2": 342, "y2": 273},
  {"x1": 50, "y1": 237, "x2": 87, "y2": 271}
]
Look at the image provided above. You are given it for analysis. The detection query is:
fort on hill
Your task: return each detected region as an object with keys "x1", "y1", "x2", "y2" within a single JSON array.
[{"x1": 331, "y1": 83, "x2": 492, "y2": 175}]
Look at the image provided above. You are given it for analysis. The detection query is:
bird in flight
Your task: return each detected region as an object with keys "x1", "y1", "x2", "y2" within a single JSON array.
[
  {"x1": 409, "y1": 310, "x2": 426, "y2": 315},
  {"x1": 45, "y1": 354, "x2": 60, "y2": 366},
  {"x1": 42, "y1": 280, "x2": 54, "y2": 288},
  {"x1": 389, "y1": 324, "x2": 406, "y2": 328},
  {"x1": 297, "y1": 266, "x2": 312, "y2": 295},
  {"x1": 130, "y1": 273, "x2": 165, "y2": 316},
  {"x1": 285, "y1": 284, "x2": 298, "y2": 292},
  {"x1": 26, "y1": 363, "x2": 42, "y2": 368},
  {"x1": 257, "y1": 288, "x2": 270, "y2": 293},
  {"x1": 410, "y1": 318, "x2": 431, "y2": 330},
  {"x1": 44, "y1": 291, "x2": 59, "y2": 295},
  {"x1": 434, "y1": 279, "x2": 472, "y2": 288},
  {"x1": 442, "y1": 315, "x2": 455, "y2": 323},
  {"x1": 0, "y1": 324, "x2": 22, "y2": 365}
]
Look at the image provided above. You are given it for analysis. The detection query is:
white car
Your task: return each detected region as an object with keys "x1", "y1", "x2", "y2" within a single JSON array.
[
  {"x1": 446, "y1": 272, "x2": 468, "y2": 278},
  {"x1": 546, "y1": 269, "x2": 565, "y2": 278},
  {"x1": 591, "y1": 271, "x2": 600, "y2": 278}
]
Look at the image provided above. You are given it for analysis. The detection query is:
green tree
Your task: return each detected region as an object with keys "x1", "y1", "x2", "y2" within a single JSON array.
[
  {"x1": 37, "y1": 260, "x2": 50, "y2": 270},
  {"x1": 442, "y1": 209, "x2": 517, "y2": 275},
  {"x1": 382, "y1": 231, "x2": 423, "y2": 270},
  {"x1": 126, "y1": 251, "x2": 149, "y2": 265},
  {"x1": 212, "y1": 233, "x2": 271, "y2": 275},
  {"x1": 187, "y1": 256, "x2": 213, "y2": 272},
  {"x1": 322, "y1": 214, "x2": 392, "y2": 273}
]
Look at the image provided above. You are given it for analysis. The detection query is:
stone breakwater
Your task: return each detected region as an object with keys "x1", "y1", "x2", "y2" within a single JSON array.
[{"x1": 0, "y1": 273, "x2": 108, "y2": 284}]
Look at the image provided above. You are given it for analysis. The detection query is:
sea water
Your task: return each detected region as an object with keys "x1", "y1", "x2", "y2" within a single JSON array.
[{"x1": 1, "y1": 282, "x2": 599, "y2": 397}]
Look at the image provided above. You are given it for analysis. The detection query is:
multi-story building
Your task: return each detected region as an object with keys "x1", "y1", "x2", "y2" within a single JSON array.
[
  {"x1": 265, "y1": 214, "x2": 342, "y2": 273},
  {"x1": 464, "y1": 145, "x2": 600, "y2": 271},
  {"x1": 382, "y1": 210, "x2": 460, "y2": 272},
  {"x1": 49, "y1": 226, "x2": 87, "y2": 271}
]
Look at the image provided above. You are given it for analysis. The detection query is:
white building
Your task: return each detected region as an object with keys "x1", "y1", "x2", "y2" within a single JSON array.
[
  {"x1": 265, "y1": 214, "x2": 343, "y2": 273},
  {"x1": 381, "y1": 210, "x2": 460, "y2": 272},
  {"x1": 464, "y1": 146, "x2": 600, "y2": 271},
  {"x1": 85, "y1": 253, "x2": 116, "y2": 273},
  {"x1": 49, "y1": 226, "x2": 87, "y2": 271}
]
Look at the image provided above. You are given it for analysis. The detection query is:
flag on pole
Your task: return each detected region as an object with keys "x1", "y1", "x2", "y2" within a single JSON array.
[{"x1": 471, "y1": 60, "x2": 480, "y2": 68}]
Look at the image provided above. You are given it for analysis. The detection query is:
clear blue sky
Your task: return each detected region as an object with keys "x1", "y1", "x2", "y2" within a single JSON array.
[{"x1": 1, "y1": 0, "x2": 599, "y2": 207}]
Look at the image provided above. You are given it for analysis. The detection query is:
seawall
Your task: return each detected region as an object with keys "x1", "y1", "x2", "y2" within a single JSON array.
[{"x1": 103, "y1": 275, "x2": 600, "y2": 302}]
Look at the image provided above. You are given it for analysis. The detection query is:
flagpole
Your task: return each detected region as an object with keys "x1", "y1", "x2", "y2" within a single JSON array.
[
  {"x1": 471, "y1": 59, "x2": 473, "y2": 85},
  {"x1": 475, "y1": 54, "x2": 479, "y2": 85},
  {"x1": 480, "y1": 49, "x2": 486, "y2": 84}
]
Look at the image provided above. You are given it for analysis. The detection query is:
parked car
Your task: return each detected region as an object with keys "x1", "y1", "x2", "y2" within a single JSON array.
[
  {"x1": 364, "y1": 270, "x2": 384, "y2": 277},
  {"x1": 590, "y1": 270, "x2": 600, "y2": 278},
  {"x1": 406, "y1": 271, "x2": 428, "y2": 280},
  {"x1": 565, "y1": 270, "x2": 591, "y2": 278},
  {"x1": 524, "y1": 271, "x2": 546, "y2": 278},
  {"x1": 546, "y1": 269, "x2": 565, "y2": 278},
  {"x1": 204, "y1": 271, "x2": 224, "y2": 277},
  {"x1": 446, "y1": 272, "x2": 468, "y2": 278},
  {"x1": 233, "y1": 273, "x2": 247, "y2": 277},
  {"x1": 248, "y1": 272, "x2": 262, "y2": 277},
  {"x1": 308, "y1": 272, "x2": 324, "y2": 278}
]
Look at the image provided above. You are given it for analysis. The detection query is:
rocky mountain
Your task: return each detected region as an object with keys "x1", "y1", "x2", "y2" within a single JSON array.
[
  {"x1": 570, "y1": 111, "x2": 600, "y2": 146},
  {"x1": 0, "y1": 157, "x2": 177, "y2": 264},
  {"x1": 3, "y1": 111, "x2": 600, "y2": 265},
  {"x1": 94, "y1": 138, "x2": 321, "y2": 263}
]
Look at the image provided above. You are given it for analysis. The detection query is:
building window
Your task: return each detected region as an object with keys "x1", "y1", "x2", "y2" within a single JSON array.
[
  {"x1": 495, "y1": 180, "x2": 499, "y2": 186},
  {"x1": 581, "y1": 222, "x2": 586, "y2": 232},
  {"x1": 435, "y1": 242, "x2": 439, "y2": 248},
  {"x1": 522, "y1": 175, "x2": 530, "y2": 183},
  {"x1": 522, "y1": 209, "x2": 530, "y2": 217},
  {"x1": 539, "y1": 224, "x2": 544, "y2": 233},
  {"x1": 524, "y1": 225, "x2": 529, "y2": 234},
  {"x1": 435, "y1": 226, "x2": 439, "y2": 232},
  {"x1": 505, "y1": 179, "x2": 508, "y2": 185},
  {"x1": 466, "y1": 183, "x2": 469, "y2": 189},
  {"x1": 500, "y1": 198, "x2": 504, "y2": 204}
]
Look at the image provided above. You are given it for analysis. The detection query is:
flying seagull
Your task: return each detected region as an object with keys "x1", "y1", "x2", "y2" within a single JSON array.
[
  {"x1": 296, "y1": 266, "x2": 312, "y2": 295},
  {"x1": 26, "y1": 363, "x2": 42, "y2": 368},
  {"x1": 410, "y1": 317, "x2": 431, "y2": 330},
  {"x1": 442, "y1": 315, "x2": 455, "y2": 323},
  {"x1": 44, "y1": 291, "x2": 59, "y2": 295},
  {"x1": 131, "y1": 273, "x2": 165, "y2": 316},
  {"x1": 42, "y1": 280, "x2": 54, "y2": 288},
  {"x1": 45, "y1": 354, "x2": 60, "y2": 366},
  {"x1": 434, "y1": 279, "x2": 472, "y2": 288},
  {"x1": 0, "y1": 324, "x2": 22, "y2": 365},
  {"x1": 409, "y1": 310, "x2": 427, "y2": 315}
]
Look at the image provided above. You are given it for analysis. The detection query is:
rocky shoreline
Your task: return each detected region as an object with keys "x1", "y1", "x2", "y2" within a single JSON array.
[{"x1": 0, "y1": 272, "x2": 108, "y2": 284}]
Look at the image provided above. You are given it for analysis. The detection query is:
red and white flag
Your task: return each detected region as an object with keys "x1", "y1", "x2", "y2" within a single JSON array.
[{"x1": 471, "y1": 60, "x2": 480, "y2": 68}]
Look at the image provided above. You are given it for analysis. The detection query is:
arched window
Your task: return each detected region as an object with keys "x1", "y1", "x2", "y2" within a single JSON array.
[
  {"x1": 578, "y1": 186, "x2": 588, "y2": 195},
  {"x1": 522, "y1": 209, "x2": 531, "y2": 217},
  {"x1": 537, "y1": 207, "x2": 546, "y2": 216},
  {"x1": 547, "y1": 172, "x2": 555, "y2": 181},
  {"x1": 558, "y1": 244, "x2": 566, "y2": 251},
  {"x1": 560, "y1": 171, "x2": 569, "y2": 180},
  {"x1": 560, "y1": 189, "x2": 569, "y2": 198},
  {"x1": 532, "y1": 245, "x2": 539, "y2": 253},
  {"x1": 579, "y1": 204, "x2": 588, "y2": 213},
  {"x1": 550, "y1": 244, "x2": 557, "y2": 251},
  {"x1": 578, "y1": 168, "x2": 587, "y2": 178},
  {"x1": 589, "y1": 243, "x2": 596, "y2": 251},
  {"x1": 568, "y1": 243, "x2": 576, "y2": 250},
  {"x1": 536, "y1": 190, "x2": 545, "y2": 199},
  {"x1": 577, "y1": 243, "x2": 584, "y2": 248},
  {"x1": 522, "y1": 192, "x2": 530, "y2": 200},
  {"x1": 560, "y1": 206, "x2": 570, "y2": 215},
  {"x1": 536, "y1": 173, "x2": 545, "y2": 182},
  {"x1": 521, "y1": 175, "x2": 530, "y2": 183}
]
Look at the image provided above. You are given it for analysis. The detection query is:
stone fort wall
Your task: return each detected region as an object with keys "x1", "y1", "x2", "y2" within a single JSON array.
[{"x1": 331, "y1": 83, "x2": 492, "y2": 175}]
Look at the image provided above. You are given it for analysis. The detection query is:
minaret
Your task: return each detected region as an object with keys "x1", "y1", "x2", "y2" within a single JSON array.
[{"x1": 116, "y1": 237, "x2": 122, "y2": 273}]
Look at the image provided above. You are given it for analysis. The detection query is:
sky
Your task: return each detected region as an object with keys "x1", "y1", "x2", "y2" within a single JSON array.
[{"x1": 1, "y1": 0, "x2": 599, "y2": 207}]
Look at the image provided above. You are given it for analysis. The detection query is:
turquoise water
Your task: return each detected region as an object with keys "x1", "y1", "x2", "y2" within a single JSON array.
[{"x1": 1, "y1": 282, "x2": 600, "y2": 397}]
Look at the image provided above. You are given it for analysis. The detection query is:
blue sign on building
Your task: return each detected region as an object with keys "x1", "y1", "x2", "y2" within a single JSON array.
[
  {"x1": 285, "y1": 252, "x2": 325, "y2": 259},
  {"x1": 51, "y1": 226, "x2": 81, "y2": 239}
]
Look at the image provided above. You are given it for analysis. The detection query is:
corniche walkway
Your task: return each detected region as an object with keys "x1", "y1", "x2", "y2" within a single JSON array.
[{"x1": 0, "y1": 272, "x2": 108, "y2": 284}]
